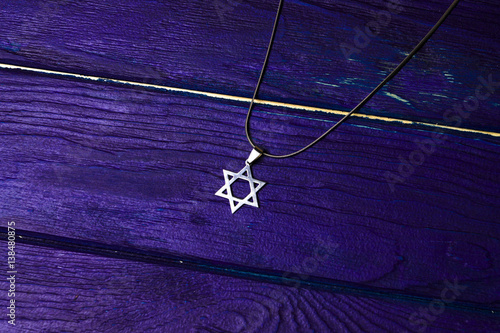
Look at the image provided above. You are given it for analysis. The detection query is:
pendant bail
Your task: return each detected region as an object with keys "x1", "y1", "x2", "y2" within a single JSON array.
[{"x1": 246, "y1": 147, "x2": 264, "y2": 165}]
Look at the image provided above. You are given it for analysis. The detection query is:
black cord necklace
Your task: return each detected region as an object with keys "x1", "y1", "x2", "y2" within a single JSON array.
[{"x1": 216, "y1": 0, "x2": 462, "y2": 213}]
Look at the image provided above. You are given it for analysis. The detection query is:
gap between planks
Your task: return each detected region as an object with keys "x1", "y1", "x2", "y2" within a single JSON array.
[
  {"x1": 1, "y1": 227, "x2": 498, "y2": 314},
  {"x1": 1, "y1": 63, "x2": 499, "y2": 138}
]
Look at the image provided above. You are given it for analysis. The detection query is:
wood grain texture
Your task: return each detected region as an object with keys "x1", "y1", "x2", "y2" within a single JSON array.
[
  {"x1": 0, "y1": 70, "x2": 498, "y2": 307},
  {"x1": 1, "y1": 242, "x2": 498, "y2": 332},
  {"x1": 0, "y1": 0, "x2": 498, "y2": 131}
]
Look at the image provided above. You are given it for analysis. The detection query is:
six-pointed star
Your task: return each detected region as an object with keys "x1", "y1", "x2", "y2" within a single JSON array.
[{"x1": 215, "y1": 164, "x2": 266, "y2": 213}]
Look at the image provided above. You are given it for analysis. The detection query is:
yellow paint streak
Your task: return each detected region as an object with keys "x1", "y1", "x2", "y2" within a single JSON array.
[{"x1": 1, "y1": 63, "x2": 499, "y2": 138}]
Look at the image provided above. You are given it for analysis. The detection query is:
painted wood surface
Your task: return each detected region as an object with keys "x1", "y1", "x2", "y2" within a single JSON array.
[
  {"x1": 1, "y1": 242, "x2": 498, "y2": 332},
  {"x1": 0, "y1": 0, "x2": 499, "y2": 331},
  {"x1": 0, "y1": 71, "x2": 498, "y2": 309},
  {"x1": 0, "y1": 0, "x2": 498, "y2": 131}
]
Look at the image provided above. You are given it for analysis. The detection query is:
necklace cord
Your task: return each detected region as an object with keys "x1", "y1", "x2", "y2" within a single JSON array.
[{"x1": 245, "y1": 0, "x2": 462, "y2": 159}]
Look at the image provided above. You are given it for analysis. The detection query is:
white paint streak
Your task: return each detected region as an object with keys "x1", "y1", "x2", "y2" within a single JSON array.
[
  {"x1": 316, "y1": 81, "x2": 340, "y2": 88},
  {"x1": 383, "y1": 91, "x2": 412, "y2": 106}
]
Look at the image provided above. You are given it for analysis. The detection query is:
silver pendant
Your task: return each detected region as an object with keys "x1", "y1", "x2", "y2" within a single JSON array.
[{"x1": 215, "y1": 149, "x2": 266, "y2": 213}]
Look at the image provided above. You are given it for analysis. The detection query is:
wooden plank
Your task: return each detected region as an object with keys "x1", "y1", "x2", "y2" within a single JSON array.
[
  {"x1": 1, "y1": 242, "x2": 498, "y2": 332},
  {"x1": 0, "y1": 70, "x2": 499, "y2": 306},
  {"x1": 0, "y1": 0, "x2": 498, "y2": 131}
]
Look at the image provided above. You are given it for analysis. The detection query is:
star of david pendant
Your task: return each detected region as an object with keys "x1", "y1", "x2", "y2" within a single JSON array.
[{"x1": 215, "y1": 148, "x2": 266, "y2": 213}]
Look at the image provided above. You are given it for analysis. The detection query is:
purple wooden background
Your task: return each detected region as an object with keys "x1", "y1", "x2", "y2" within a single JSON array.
[
  {"x1": 0, "y1": 0, "x2": 499, "y2": 332},
  {"x1": 1, "y1": 242, "x2": 499, "y2": 332}
]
